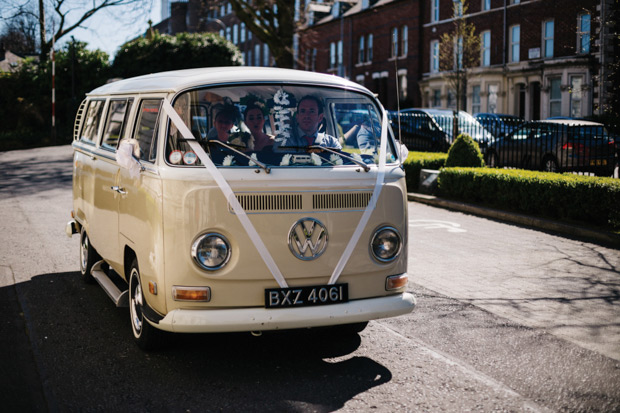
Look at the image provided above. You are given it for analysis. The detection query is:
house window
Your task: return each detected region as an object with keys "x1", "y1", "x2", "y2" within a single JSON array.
[
  {"x1": 358, "y1": 36, "x2": 365, "y2": 63},
  {"x1": 488, "y1": 84, "x2": 498, "y2": 113},
  {"x1": 482, "y1": 0, "x2": 491, "y2": 11},
  {"x1": 577, "y1": 14, "x2": 591, "y2": 54},
  {"x1": 510, "y1": 25, "x2": 520, "y2": 63},
  {"x1": 233, "y1": 24, "x2": 238, "y2": 44},
  {"x1": 330, "y1": 42, "x2": 336, "y2": 67},
  {"x1": 453, "y1": 0, "x2": 463, "y2": 17},
  {"x1": 570, "y1": 76, "x2": 583, "y2": 118},
  {"x1": 247, "y1": 50, "x2": 252, "y2": 66},
  {"x1": 219, "y1": 29, "x2": 224, "y2": 38},
  {"x1": 398, "y1": 72, "x2": 408, "y2": 101},
  {"x1": 337, "y1": 40, "x2": 343, "y2": 65},
  {"x1": 254, "y1": 44, "x2": 260, "y2": 66},
  {"x1": 240, "y1": 23, "x2": 246, "y2": 43},
  {"x1": 367, "y1": 34, "x2": 373, "y2": 62},
  {"x1": 432, "y1": 89, "x2": 441, "y2": 107},
  {"x1": 543, "y1": 20, "x2": 554, "y2": 58},
  {"x1": 481, "y1": 31, "x2": 491, "y2": 66},
  {"x1": 391, "y1": 27, "x2": 399, "y2": 58},
  {"x1": 431, "y1": 0, "x2": 439, "y2": 22},
  {"x1": 549, "y1": 77, "x2": 562, "y2": 117},
  {"x1": 312, "y1": 48, "x2": 317, "y2": 71},
  {"x1": 457, "y1": 35, "x2": 464, "y2": 69},
  {"x1": 263, "y1": 44, "x2": 270, "y2": 66},
  {"x1": 431, "y1": 40, "x2": 439, "y2": 73},
  {"x1": 472, "y1": 85, "x2": 481, "y2": 114},
  {"x1": 400, "y1": 26, "x2": 408, "y2": 57}
]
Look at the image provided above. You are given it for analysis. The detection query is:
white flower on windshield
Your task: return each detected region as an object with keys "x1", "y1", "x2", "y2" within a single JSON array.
[
  {"x1": 223, "y1": 155, "x2": 234, "y2": 166},
  {"x1": 280, "y1": 154, "x2": 291, "y2": 166},
  {"x1": 248, "y1": 153, "x2": 258, "y2": 166},
  {"x1": 311, "y1": 153, "x2": 322, "y2": 166},
  {"x1": 329, "y1": 154, "x2": 343, "y2": 165}
]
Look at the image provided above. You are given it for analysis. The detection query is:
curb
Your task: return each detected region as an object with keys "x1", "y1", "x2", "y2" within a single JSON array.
[{"x1": 408, "y1": 192, "x2": 620, "y2": 248}]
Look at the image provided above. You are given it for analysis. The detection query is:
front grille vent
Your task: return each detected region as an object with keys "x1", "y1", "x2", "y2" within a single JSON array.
[
  {"x1": 313, "y1": 192, "x2": 372, "y2": 210},
  {"x1": 233, "y1": 194, "x2": 303, "y2": 212}
]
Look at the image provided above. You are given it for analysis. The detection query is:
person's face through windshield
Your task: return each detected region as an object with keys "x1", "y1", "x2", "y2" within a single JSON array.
[
  {"x1": 245, "y1": 108, "x2": 265, "y2": 136},
  {"x1": 297, "y1": 98, "x2": 324, "y2": 136},
  {"x1": 215, "y1": 115, "x2": 234, "y2": 142}
]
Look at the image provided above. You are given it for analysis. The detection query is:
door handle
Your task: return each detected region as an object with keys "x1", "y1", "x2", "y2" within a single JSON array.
[{"x1": 111, "y1": 186, "x2": 127, "y2": 195}]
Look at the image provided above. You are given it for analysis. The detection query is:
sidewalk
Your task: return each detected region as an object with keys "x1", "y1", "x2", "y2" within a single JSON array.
[{"x1": 408, "y1": 192, "x2": 620, "y2": 248}]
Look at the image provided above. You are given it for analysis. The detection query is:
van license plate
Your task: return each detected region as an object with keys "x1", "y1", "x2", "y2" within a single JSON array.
[{"x1": 265, "y1": 284, "x2": 348, "y2": 308}]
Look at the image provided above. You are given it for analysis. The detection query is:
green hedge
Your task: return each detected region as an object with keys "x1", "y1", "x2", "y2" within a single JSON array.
[
  {"x1": 438, "y1": 167, "x2": 620, "y2": 230},
  {"x1": 403, "y1": 151, "x2": 447, "y2": 192}
]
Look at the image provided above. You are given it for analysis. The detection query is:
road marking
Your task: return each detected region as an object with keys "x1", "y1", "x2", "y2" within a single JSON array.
[
  {"x1": 376, "y1": 322, "x2": 553, "y2": 413},
  {"x1": 409, "y1": 219, "x2": 467, "y2": 233}
]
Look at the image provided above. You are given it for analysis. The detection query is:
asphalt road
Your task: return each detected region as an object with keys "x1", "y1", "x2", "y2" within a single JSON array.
[{"x1": 1, "y1": 145, "x2": 619, "y2": 412}]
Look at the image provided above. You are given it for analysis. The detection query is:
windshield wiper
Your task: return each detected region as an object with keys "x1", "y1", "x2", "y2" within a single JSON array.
[
  {"x1": 307, "y1": 145, "x2": 371, "y2": 172},
  {"x1": 207, "y1": 140, "x2": 271, "y2": 174}
]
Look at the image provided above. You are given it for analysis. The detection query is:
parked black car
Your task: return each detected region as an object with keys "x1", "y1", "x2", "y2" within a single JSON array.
[
  {"x1": 485, "y1": 119, "x2": 616, "y2": 176},
  {"x1": 390, "y1": 108, "x2": 492, "y2": 152},
  {"x1": 474, "y1": 113, "x2": 524, "y2": 138}
]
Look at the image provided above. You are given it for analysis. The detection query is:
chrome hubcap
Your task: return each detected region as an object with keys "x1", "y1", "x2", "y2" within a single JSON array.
[
  {"x1": 80, "y1": 233, "x2": 88, "y2": 273},
  {"x1": 130, "y1": 270, "x2": 143, "y2": 335}
]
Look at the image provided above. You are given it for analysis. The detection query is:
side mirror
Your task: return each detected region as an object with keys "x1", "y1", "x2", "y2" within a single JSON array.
[{"x1": 116, "y1": 139, "x2": 143, "y2": 178}]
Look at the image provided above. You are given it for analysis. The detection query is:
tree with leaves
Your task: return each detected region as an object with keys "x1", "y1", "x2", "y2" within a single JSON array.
[
  {"x1": 438, "y1": 0, "x2": 480, "y2": 114},
  {"x1": 112, "y1": 30, "x2": 242, "y2": 78},
  {"x1": 202, "y1": 0, "x2": 299, "y2": 68}
]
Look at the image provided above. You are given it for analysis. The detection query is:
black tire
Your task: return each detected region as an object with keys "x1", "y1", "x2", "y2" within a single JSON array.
[
  {"x1": 485, "y1": 151, "x2": 498, "y2": 168},
  {"x1": 542, "y1": 156, "x2": 559, "y2": 173},
  {"x1": 79, "y1": 227, "x2": 100, "y2": 283},
  {"x1": 129, "y1": 259, "x2": 167, "y2": 351}
]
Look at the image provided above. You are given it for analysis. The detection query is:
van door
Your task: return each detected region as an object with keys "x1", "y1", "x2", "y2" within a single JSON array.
[
  {"x1": 92, "y1": 98, "x2": 133, "y2": 270},
  {"x1": 117, "y1": 98, "x2": 164, "y2": 280}
]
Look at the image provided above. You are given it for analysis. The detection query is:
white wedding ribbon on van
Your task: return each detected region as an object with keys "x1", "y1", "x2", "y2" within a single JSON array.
[{"x1": 162, "y1": 98, "x2": 387, "y2": 289}]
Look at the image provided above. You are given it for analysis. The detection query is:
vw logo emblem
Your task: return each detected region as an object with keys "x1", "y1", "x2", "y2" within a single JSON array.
[{"x1": 288, "y1": 218, "x2": 328, "y2": 261}]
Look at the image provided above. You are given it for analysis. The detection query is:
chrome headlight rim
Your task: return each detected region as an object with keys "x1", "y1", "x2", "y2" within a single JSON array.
[
  {"x1": 370, "y1": 225, "x2": 402, "y2": 263},
  {"x1": 191, "y1": 232, "x2": 231, "y2": 271}
]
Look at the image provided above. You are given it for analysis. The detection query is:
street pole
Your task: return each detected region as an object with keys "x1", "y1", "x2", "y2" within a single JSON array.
[{"x1": 51, "y1": 34, "x2": 56, "y2": 145}]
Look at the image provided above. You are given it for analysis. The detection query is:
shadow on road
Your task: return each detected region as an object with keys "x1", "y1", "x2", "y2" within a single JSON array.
[
  {"x1": 2, "y1": 271, "x2": 392, "y2": 412},
  {"x1": 0, "y1": 148, "x2": 73, "y2": 199}
]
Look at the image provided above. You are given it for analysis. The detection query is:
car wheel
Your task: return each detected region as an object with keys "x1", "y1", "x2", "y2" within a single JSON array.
[
  {"x1": 542, "y1": 156, "x2": 559, "y2": 173},
  {"x1": 79, "y1": 227, "x2": 100, "y2": 283},
  {"x1": 129, "y1": 259, "x2": 166, "y2": 350},
  {"x1": 485, "y1": 151, "x2": 498, "y2": 168}
]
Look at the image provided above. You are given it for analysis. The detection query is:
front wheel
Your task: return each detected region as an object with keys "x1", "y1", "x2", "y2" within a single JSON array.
[
  {"x1": 79, "y1": 227, "x2": 100, "y2": 283},
  {"x1": 129, "y1": 259, "x2": 167, "y2": 350}
]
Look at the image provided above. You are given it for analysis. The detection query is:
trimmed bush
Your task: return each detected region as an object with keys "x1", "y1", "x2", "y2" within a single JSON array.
[
  {"x1": 403, "y1": 151, "x2": 447, "y2": 192},
  {"x1": 438, "y1": 167, "x2": 620, "y2": 231},
  {"x1": 445, "y1": 134, "x2": 484, "y2": 168}
]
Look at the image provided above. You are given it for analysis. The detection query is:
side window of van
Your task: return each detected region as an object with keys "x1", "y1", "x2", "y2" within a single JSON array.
[
  {"x1": 81, "y1": 99, "x2": 105, "y2": 144},
  {"x1": 134, "y1": 99, "x2": 162, "y2": 163},
  {"x1": 101, "y1": 98, "x2": 133, "y2": 151}
]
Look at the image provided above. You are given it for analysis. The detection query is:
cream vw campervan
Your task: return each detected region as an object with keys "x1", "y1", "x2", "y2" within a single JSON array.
[{"x1": 67, "y1": 67, "x2": 415, "y2": 349}]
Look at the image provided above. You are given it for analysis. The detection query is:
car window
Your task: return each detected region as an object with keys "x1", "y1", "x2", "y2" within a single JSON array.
[
  {"x1": 512, "y1": 125, "x2": 530, "y2": 140},
  {"x1": 165, "y1": 84, "x2": 397, "y2": 168},
  {"x1": 80, "y1": 99, "x2": 105, "y2": 145},
  {"x1": 134, "y1": 99, "x2": 162, "y2": 163},
  {"x1": 101, "y1": 98, "x2": 133, "y2": 152}
]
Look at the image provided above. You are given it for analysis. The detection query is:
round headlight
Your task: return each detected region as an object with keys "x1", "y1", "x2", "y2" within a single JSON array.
[
  {"x1": 191, "y1": 233, "x2": 231, "y2": 271},
  {"x1": 370, "y1": 226, "x2": 402, "y2": 262}
]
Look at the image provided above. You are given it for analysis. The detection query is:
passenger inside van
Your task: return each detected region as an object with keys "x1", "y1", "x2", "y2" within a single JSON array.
[{"x1": 243, "y1": 102, "x2": 274, "y2": 151}]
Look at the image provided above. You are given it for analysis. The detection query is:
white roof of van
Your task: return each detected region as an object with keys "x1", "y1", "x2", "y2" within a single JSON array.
[{"x1": 87, "y1": 66, "x2": 368, "y2": 96}]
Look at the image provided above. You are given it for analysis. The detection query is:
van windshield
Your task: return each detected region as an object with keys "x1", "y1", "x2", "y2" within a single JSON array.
[{"x1": 165, "y1": 84, "x2": 397, "y2": 167}]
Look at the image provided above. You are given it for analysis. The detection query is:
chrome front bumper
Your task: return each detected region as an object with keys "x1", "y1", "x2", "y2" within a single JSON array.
[{"x1": 154, "y1": 292, "x2": 416, "y2": 333}]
